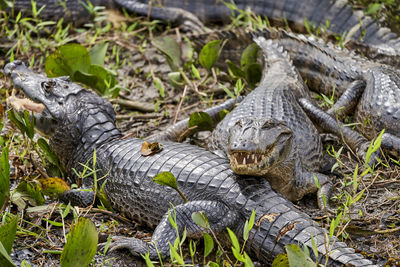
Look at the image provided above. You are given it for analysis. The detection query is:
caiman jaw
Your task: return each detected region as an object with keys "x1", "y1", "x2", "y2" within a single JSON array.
[{"x1": 229, "y1": 146, "x2": 275, "y2": 175}]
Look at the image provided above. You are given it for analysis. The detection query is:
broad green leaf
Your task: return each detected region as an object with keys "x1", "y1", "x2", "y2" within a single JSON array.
[
  {"x1": 90, "y1": 43, "x2": 108, "y2": 66},
  {"x1": 199, "y1": 40, "x2": 222, "y2": 71},
  {"x1": 191, "y1": 64, "x2": 200, "y2": 80},
  {"x1": 219, "y1": 109, "x2": 229, "y2": 121},
  {"x1": 365, "y1": 3, "x2": 382, "y2": 15},
  {"x1": 243, "y1": 220, "x2": 249, "y2": 241},
  {"x1": 151, "y1": 172, "x2": 178, "y2": 190},
  {"x1": 227, "y1": 228, "x2": 240, "y2": 251},
  {"x1": 219, "y1": 83, "x2": 235, "y2": 99},
  {"x1": 203, "y1": 233, "x2": 214, "y2": 258},
  {"x1": 0, "y1": 145, "x2": 10, "y2": 209},
  {"x1": 191, "y1": 211, "x2": 209, "y2": 229},
  {"x1": 243, "y1": 252, "x2": 254, "y2": 267},
  {"x1": 189, "y1": 240, "x2": 196, "y2": 257},
  {"x1": 7, "y1": 110, "x2": 27, "y2": 135},
  {"x1": 169, "y1": 243, "x2": 185, "y2": 265},
  {"x1": 87, "y1": 65, "x2": 117, "y2": 94},
  {"x1": 15, "y1": 180, "x2": 45, "y2": 206},
  {"x1": 0, "y1": 241, "x2": 14, "y2": 267},
  {"x1": 23, "y1": 111, "x2": 35, "y2": 139},
  {"x1": 248, "y1": 209, "x2": 256, "y2": 231},
  {"x1": 142, "y1": 252, "x2": 155, "y2": 267},
  {"x1": 46, "y1": 43, "x2": 91, "y2": 78},
  {"x1": 231, "y1": 246, "x2": 245, "y2": 262},
  {"x1": 271, "y1": 253, "x2": 289, "y2": 267},
  {"x1": 244, "y1": 63, "x2": 262, "y2": 86},
  {"x1": 0, "y1": 214, "x2": 17, "y2": 254},
  {"x1": 37, "y1": 138, "x2": 60, "y2": 166},
  {"x1": 167, "y1": 72, "x2": 184, "y2": 89},
  {"x1": 286, "y1": 244, "x2": 315, "y2": 267},
  {"x1": 310, "y1": 235, "x2": 318, "y2": 259},
  {"x1": 152, "y1": 36, "x2": 182, "y2": 71},
  {"x1": 188, "y1": 112, "x2": 213, "y2": 131},
  {"x1": 168, "y1": 209, "x2": 178, "y2": 230},
  {"x1": 226, "y1": 60, "x2": 245, "y2": 78},
  {"x1": 241, "y1": 43, "x2": 258, "y2": 68},
  {"x1": 21, "y1": 259, "x2": 31, "y2": 267},
  {"x1": 42, "y1": 218, "x2": 63, "y2": 227},
  {"x1": 60, "y1": 217, "x2": 98, "y2": 267}
]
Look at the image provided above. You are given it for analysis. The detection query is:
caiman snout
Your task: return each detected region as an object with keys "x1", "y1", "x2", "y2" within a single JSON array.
[{"x1": 4, "y1": 60, "x2": 26, "y2": 77}]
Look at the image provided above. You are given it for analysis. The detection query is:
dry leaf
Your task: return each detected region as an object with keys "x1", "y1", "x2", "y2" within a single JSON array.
[
  {"x1": 276, "y1": 221, "x2": 298, "y2": 242},
  {"x1": 140, "y1": 140, "x2": 163, "y2": 156}
]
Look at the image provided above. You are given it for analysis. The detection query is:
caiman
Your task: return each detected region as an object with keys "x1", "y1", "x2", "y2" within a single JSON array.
[
  {"x1": 9, "y1": 0, "x2": 400, "y2": 67},
  {"x1": 5, "y1": 60, "x2": 376, "y2": 266},
  {"x1": 192, "y1": 28, "x2": 400, "y2": 158},
  {"x1": 208, "y1": 36, "x2": 333, "y2": 209}
]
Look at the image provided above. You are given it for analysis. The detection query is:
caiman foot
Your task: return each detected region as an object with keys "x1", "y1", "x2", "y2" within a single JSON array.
[
  {"x1": 101, "y1": 200, "x2": 238, "y2": 259},
  {"x1": 99, "y1": 236, "x2": 159, "y2": 259}
]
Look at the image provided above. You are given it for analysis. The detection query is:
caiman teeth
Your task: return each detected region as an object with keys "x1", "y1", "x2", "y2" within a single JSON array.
[{"x1": 231, "y1": 151, "x2": 267, "y2": 167}]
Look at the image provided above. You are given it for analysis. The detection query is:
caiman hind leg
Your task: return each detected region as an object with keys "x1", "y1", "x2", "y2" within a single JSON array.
[
  {"x1": 326, "y1": 80, "x2": 366, "y2": 119},
  {"x1": 299, "y1": 98, "x2": 380, "y2": 165},
  {"x1": 149, "y1": 97, "x2": 242, "y2": 142},
  {"x1": 105, "y1": 200, "x2": 238, "y2": 259},
  {"x1": 112, "y1": 0, "x2": 205, "y2": 32}
]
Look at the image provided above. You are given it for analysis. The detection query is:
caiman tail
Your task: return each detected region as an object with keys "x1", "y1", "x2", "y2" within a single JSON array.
[{"x1": 241, "y1": 190, "x2": 376, "y2": 266}]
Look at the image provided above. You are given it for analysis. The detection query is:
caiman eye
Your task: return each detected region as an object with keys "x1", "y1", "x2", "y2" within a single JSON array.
[{"x1": 41, "y1": 81, "x2": 55, "y2": 92}]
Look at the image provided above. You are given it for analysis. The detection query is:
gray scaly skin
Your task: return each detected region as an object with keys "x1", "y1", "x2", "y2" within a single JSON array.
[
  {"x1": 266, "y1": 31, "x2": 400, "y2": 156},
  {"x1": 209, "y1": 37, "x2": 332, "y2": 209},
  {"x1": 9, "y1": 0, "x2": 400, "y2": 66},
  {"x1": 4, "y1": 60, "x2": 376, "y2": 266}
]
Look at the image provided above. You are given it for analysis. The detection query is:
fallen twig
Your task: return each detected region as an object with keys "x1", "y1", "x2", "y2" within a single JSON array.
[{"x1": 110, "y1": 98, "x2": 155, "y2": 112}]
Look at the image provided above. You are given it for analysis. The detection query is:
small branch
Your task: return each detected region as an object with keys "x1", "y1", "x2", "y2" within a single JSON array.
[
  {"x1": 173, "y1": 85, "x2": 188, "y2": 124},
  {"x1": 116, "y1": 113, "x2": 162, "y2": 120},
  {"x1": 110, "y1": 98, "x2": 155, "y2": 112},
  {"x1": 90, "y1": 208, "x2": 132, "y2": 224},
  {"x1": 374, "y1": 226, "x2": 400, "y2": 234}
]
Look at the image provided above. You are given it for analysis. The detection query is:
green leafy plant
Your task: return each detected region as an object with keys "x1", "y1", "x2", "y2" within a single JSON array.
[
  {"x1": 60, "y1": 217, "x2": 98, "y2": 267},
  {"x1": 45, "y1": 43, "x2": 119, "y2": 97}
]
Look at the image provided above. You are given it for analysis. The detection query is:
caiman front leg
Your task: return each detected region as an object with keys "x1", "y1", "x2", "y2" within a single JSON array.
[
  {"x1": 296, "y1": 171, "x2": 333, "y2": 211},
  {"x1": 105, "y1": 200, "x2": 238, "y2": 259},
  {"x1": 299, "y1": 98, "x2": 379, "y2": 165}
]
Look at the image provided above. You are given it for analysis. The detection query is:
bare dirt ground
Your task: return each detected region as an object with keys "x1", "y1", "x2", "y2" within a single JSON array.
[{"x1": 1, "y1": 4, "x2": 400, "y2": 267}]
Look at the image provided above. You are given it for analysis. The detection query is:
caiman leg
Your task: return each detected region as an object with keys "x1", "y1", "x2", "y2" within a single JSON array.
[
  {"x1": 150, "y1": 97, "x2": 243, "y2": 142},
  {"x1": 106, "y1": 201, "x2": 238, "y2": 258},
  {"x1": 381, "y1": 133, "x2": 400, "y2": 158},
  {"x1": 297, "y1": 171, "x2": 332, "y2": 210},
  {"x1": 298, "y1": 98, "x2": 379, "y2": 164},
  {"x1": 113, "y1": 0, "x2": 205, "y2": 32},
  {"x1": 326, "y1": 80, "x2": 366, "y2": 119}
]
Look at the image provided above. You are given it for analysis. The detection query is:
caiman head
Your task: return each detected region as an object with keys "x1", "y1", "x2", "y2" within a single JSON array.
[
  {"x1": 228, "y1": 118, "x2": 293, "y2": 176},
  {"x1": 4, "y1": 60, "x2": 120, "y2": 170}
]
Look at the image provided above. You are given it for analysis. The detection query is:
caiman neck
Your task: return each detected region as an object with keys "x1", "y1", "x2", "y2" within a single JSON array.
[{"x1": 49, "y1": 108, "x2": 122, "y2": 175}]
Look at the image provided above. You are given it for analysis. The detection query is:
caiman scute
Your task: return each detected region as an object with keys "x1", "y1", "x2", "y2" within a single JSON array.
[{"x1": 5, "y1": 60, "x2": 376, "y2": 266}]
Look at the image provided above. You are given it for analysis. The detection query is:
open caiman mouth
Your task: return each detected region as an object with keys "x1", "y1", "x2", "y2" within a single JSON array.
[
  {"x1": 7, "y1": 90, "x2": 46, "y2": 114},
  {"x1": 229, "y1": 146, "x2": 274, "y2": 170}
]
